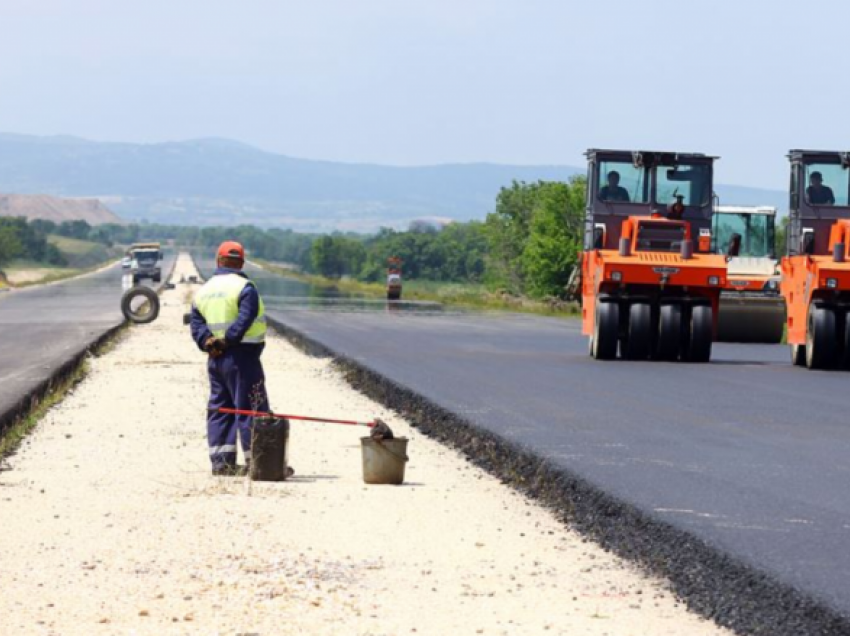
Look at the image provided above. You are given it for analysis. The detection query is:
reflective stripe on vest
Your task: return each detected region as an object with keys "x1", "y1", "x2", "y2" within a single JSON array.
[{"x1": 194, "y1": 273, "x2": 266, "y2": 344}]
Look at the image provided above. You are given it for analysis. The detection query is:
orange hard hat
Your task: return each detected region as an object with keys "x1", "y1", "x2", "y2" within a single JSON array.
[{"x1": 217, "y1": 241, "x2": 245, "y2": 261}]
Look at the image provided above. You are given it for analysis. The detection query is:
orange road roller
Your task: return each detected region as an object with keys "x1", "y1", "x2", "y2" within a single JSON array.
[
  {"x1": 781, "y1": 150, "x2": 850, "y2": 369},
  {"x1": 579, "y1": 150, "x2": 729, "y2": 362}
]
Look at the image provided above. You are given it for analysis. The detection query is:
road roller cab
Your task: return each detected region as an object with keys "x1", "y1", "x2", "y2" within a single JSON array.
[
  {"x1": 781, "y1": 150, "x2": 850, "y2": 369},
  {"x1": 713, "y1": 206, "x2": 785, "y2": 343},
  {"x1": 581, "y1": 149, "x2": 728, "y2": 362}
]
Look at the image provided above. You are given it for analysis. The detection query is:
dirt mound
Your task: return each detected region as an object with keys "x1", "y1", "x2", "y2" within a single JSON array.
[{"x1": 0, "y1": 193, "x2": 124, "y2": 225}]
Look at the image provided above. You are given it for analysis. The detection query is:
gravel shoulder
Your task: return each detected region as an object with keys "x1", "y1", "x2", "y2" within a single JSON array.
[{"x1": 0, "y1": 254, "x2": 731, "y2": 635}]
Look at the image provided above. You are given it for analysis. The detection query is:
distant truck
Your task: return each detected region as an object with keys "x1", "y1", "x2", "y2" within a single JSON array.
[{"x1": 127, "y1": 242, "x2": 163, "y2": 284}]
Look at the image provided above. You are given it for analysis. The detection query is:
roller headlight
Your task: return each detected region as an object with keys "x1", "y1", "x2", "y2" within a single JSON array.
[
  {"x1": 708, "y1": 276, "x2": 720, "y2": 286},
  {"x1": 611, "y1": 271, "x2": 623, "y2": 282},
  {"x1": 827, "y1": 278, "x2": 838, "y2": 289}
]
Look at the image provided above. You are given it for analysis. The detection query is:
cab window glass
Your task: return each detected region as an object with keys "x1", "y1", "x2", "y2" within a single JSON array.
[
  {"x1": 713, "y1": 213, "x2": 773, "y2": 258},
  {"x1": 597, "y1": 162, "x2": 648, "y2": 203},
  {"x1": 804, "y1": 164, "x2": 849, "y2": 206},
  {"x1": 656, "y1": 164, "x2": 711, "y2": 206}
]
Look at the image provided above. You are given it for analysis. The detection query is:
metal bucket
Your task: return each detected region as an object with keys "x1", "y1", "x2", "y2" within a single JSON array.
[
  {"x1": 250, "y1": 417, "x2": 290, "y2": 482},
  {"x1": 360, "y1": 437, "x2": 408, "y2": 485}
]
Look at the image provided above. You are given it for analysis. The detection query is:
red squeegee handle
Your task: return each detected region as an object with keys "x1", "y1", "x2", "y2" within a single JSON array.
[{"x1": 215, "y1": 407, "x2": 376, "y2": 428}]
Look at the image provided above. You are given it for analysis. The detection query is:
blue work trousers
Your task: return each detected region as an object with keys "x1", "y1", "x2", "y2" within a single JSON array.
[{"x1": 206, "y1": 345, "x2": 269, "y2": 470}]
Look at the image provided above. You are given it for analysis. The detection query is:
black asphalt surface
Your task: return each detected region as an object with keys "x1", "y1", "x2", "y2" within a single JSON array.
[
  {"x1": 0, "y1": 257, "x2": 175, "y2": 429},
  {"x1": 271, "y1": 309, "x2": 850, "y2": 620},
  {"x1": 192, "y1": 258, "x2": 850, "y2": 630}
]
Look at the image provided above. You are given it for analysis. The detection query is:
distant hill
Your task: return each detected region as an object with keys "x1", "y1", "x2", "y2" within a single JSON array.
[
  {"x1": 0, "y1": 192, "x2": 123, "y2": 225},
  {"x1": 0, "y1": 134, "x2": 787, "y2": 231},
  {"x1": 713, "y1": 184, "x2": 786, "y2": 212}
]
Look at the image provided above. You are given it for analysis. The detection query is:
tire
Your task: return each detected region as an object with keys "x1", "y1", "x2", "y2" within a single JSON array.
[
  {"x1": 790, "y1": 344, "x2": 807, "y2": 366},
  {"x1": 655, "y1": 303, "x2": 681, "y2": 361},
  {"x1": 121, "y1": 286, "x2": 160, "y2": 324},
  {"x1": 622, "y1": 303, "x2": 651, "y2": 360},
  {"x1": 684, "y1": 305, "x2": 713, "y2": 363},
  {"x1": 843, "y1": 312, "x2": 850, "y2": 370},
  {"x1": 806, "y1": 304, "x2": 836, "y2": 369},
  {"x1": 592, "y1": 301, "x2": 619, "y2": 360}
]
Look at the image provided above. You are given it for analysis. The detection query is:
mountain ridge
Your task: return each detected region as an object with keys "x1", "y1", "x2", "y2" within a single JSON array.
[
  {"x1": 0, "y1": 133, "x2": 786, "y2": 231},
  {"x1": 0, "y1": 193, "x2": 123, "y2": 225}
]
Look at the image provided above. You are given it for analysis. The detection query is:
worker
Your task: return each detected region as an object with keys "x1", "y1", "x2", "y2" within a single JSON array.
[
  {"x1": 667, "y1": 194, "x2": 686, "y2": 220},
  {"x1": 599, "y1": 171, "x2": 631, "y2": 202},
  {"x1": 807, "y1": 171, "x2": 835, "y2": 205},
  {"x1": 190, "y1": 241, "x2": 269, "y2": 476}
]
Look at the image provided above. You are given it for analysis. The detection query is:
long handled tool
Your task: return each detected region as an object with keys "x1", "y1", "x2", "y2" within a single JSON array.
[{"x1": 213, "y1": 407, "x2": 394, "y2": 439}]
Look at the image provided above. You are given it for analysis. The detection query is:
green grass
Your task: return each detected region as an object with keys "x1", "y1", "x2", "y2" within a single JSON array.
[
  {"x1": 254, "y1": 259, "x2": 581, "y2": 318},
  {"x1": 0, "y1": 236, "x2": 122, "y2": 288},
  {"x1": 47, "y1": 234, "x2": 101, "y2": 255},
  {"x1": 49, "y1": 234, "x2": 122, "y2": 268}
]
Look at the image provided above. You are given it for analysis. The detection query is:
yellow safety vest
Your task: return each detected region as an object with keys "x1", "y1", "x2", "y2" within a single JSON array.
[{"x1": 194, "y1": 273, "x2": 266, "y2": 344}]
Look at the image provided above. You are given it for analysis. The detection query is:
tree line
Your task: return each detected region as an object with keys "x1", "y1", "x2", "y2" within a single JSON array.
[
  {"x1": 0, "y1": 177, "x2": 589, "y2": 300},
  {"x1": 0, "y1": 218, "x2": 65, "y2": 266}
]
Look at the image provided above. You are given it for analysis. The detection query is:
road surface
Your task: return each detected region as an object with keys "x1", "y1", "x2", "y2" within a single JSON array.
[
  {"x1": 0, "y1": 257, "x2": 175, "y2": 430},
  {"x1": 191, "y1": 257, "x2": 850, "y2": 630},
  {"x1": 269, "y1": 308, "x2": 850, "y2": 624}
]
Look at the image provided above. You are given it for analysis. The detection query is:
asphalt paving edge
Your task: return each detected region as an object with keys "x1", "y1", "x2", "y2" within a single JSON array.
[
  {"x1": 267, "y1": 315, "x2": 850, "y2": 636},
  {"x1": 0, "y1": 256, "x2": 177, "y2": 454},
  {"x1": 0, "y1": 323, "x2": 127, "y2": 451}
]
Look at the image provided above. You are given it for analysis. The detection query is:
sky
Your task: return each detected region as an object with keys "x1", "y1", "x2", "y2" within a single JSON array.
[{"x1": 0, "y1": 0, "x2": 848, "y2": 190}]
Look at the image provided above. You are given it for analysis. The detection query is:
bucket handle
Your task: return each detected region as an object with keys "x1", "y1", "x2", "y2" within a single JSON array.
[{"x1": 374, "y1": 440, "x2": 409, "y2": 463}]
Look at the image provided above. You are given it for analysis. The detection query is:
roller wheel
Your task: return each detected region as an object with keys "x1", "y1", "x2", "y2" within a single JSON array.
[
  {"x1": 655, "y1": 304, "x2": 682, "y2": 361},
  {"x1": 592, "y1": 301, "x2": 619, "y2": 360},
  {"x1": 790, "y1": 344, "x2": 807, "y2": 366},
  {"x1": 684, "y1": 305, "x2": 713, "y2": 363},
  {"x1": 622, "y1": 303, "x2": 651, "y2": 360},
  {"x1": 806, "y1": 304, "x2": 836, "y2": 369}
]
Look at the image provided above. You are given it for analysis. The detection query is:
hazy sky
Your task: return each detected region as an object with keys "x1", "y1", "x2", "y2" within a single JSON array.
[{"x1": 1, "y1": 0, "x2": 847, "y2": 189}]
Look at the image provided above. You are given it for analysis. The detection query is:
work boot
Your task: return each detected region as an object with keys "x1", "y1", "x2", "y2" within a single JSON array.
[{"x1": 211, "y1": 464, "x2": 240, "y2": 477}]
